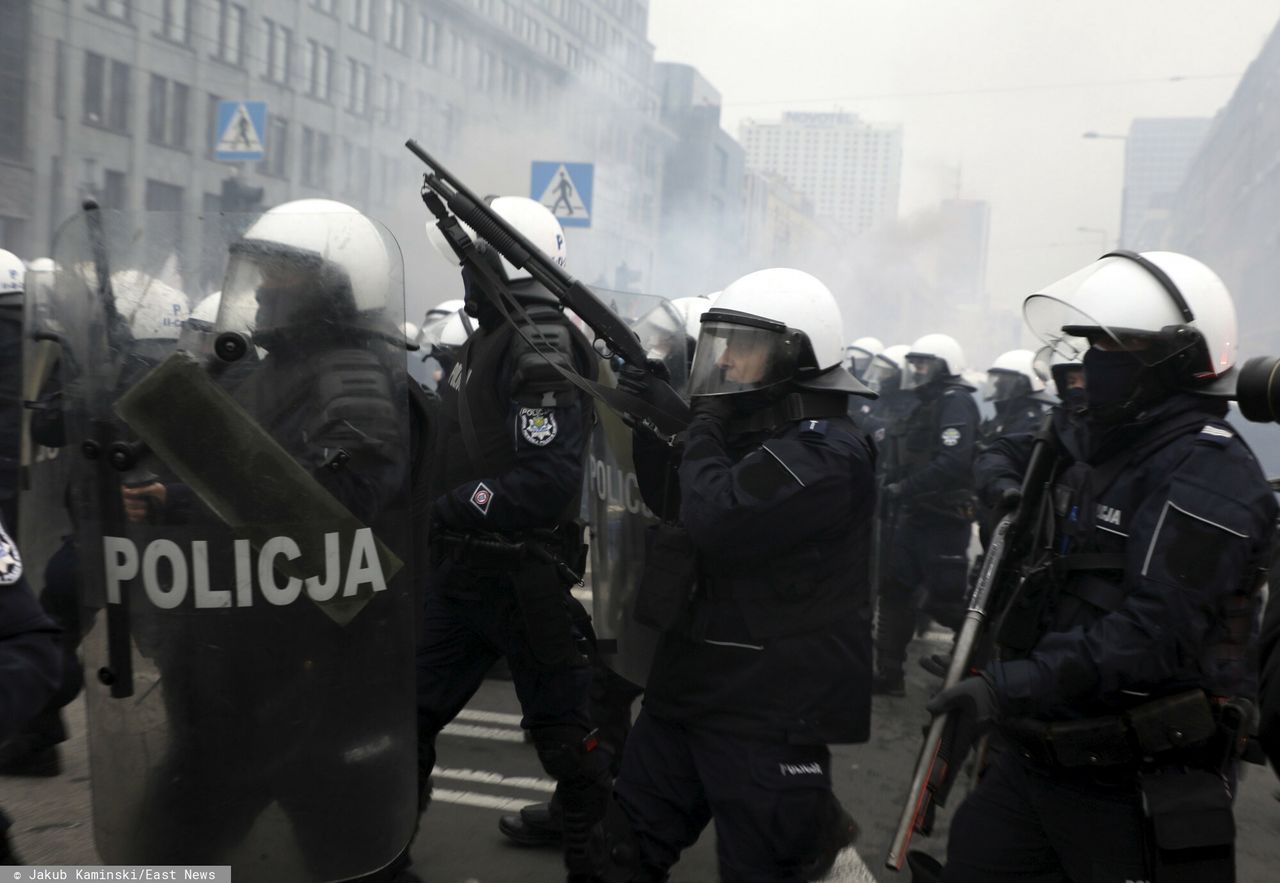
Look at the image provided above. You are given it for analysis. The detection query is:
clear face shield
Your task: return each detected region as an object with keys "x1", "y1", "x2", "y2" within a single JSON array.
[
  {"x1": 219, "y1": 244, "x2": 349, "y2": 341},
  {"x1": 631, "y1": 300, "x2": 690, "y2": 375},
  {"x1": 985, "y1": 369, "x2": 1032, "y2": 403},
  {"x1": 845, "y1": 346, "x2": 876, "y2": 379},
  {"x1": 862, "y1": 354, "x2": 902, "y2": 395},
  {"x1": 687, "y1": 314, "x2": 802, "y2": 397},
  {"x1": 900, "y1": 354, "x2": 946, "y2": 391},
  {"x1": 1032, "y1": 339, "x2": 1087, "y2": 400}
]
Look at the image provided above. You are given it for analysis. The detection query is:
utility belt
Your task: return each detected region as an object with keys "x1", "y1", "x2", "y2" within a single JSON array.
[
  {"x1": 999, "y1": 689, "x2": 1252, "y2": 772},
  {"x1": 434, "y1": 524, "x2": 587, "y2": 587}
]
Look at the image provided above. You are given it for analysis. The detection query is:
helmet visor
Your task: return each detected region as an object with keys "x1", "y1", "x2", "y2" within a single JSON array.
[
  {"x1": 631, "y1": 300, "x2": 687, "y2": 364},
  {"x1": 845, "y1": 346, "x2": 875, "y2": 378},
  {"x1": 688, "y1": 318, "x2": 800, "y2": 397},
  {"x1": 901, "y1": 354, "x2": 946, "y2": 391},
  {"x1": 986, "y1": 369, "x2": 1031, "y2": 402},
  {"x1": 862, "y1": 354, "x2": 901, "y2": 394},
  {"x1": 1024, "y1": 290, "x2": 1197, "y2": 370}
]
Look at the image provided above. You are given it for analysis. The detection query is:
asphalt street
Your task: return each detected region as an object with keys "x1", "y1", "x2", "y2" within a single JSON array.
[{"x1": 4, "y1": 628, "x2": 1280, "y2": 881}]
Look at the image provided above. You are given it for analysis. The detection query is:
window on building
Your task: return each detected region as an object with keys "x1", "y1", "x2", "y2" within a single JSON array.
[
  {"x1": 217, "y1": 2, "x2": 246, "y2": 66},
  {"x1": 54, "y1": 41, "x2": 66, "y2": 120},
  {"x1": 148, "y1": 76, "x2": 189, "y2": 149},
  {"x1": 264, "y1": 19, "x2": 292, "y2": 85},
  {"x1": 445, "y1": 31, "x2": 464, "y2": 78},
  {"x1": 92, "y1": 0, "x2": 130, "y2": 21},
  {"x1": 474, "y1": 49, "x2": 495, "y2": 92},
  {"x1": 304, "y1": 41, "x2": 333, "y2": 100},
  {"x1": 420, "y1": 16, "x2": 439, "y2": 65},
  {"x1": 205, "y1": 92, "x2": 222, "y2": 157},
  {"x1": 145, "y1": 179, "x2": 184, "y2": 212},
  {"x1": 102, "y1": 170, "x2": 127, "y2": 210},
  {"x1": 385, "y1": 0, "x2": 408, "y2": 50},
  {"x1": 257, "y1": 116, "x2": 288, "y2": 178},
  {"x1": 301, "y1": 127, "x2": 332, "y2": 188},
  {"x1": 347, "y1": 58, "x2": 370, "y2": 115},
  {"x1": 350, "y1": 0, "x2": 373, "y2": 34},
  {"x1": 311, "y1": 0, "x2": 336, "y2": 15},
  {"x1": 84, "y1": 56, "x2": 131, "y2": 133}
]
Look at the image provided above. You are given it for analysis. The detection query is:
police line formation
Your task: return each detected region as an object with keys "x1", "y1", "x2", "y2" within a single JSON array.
[{"x1": 4, "y1": 141, "x2": 1280, "y2": 883}]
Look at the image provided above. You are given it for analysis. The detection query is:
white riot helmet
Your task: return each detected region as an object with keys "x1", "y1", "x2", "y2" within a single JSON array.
[
  {"x1": 671, "y1": 295, "x2": 714, "y2": 341},
  {"x1": 1031, "y1": 337, "x2": 1087, "y2": 403},
  {"x1": 219, "y1": 199, "x2": 399, "y2": 340},
  {"x1": 419, "y1": 307, "x2": 471, "y2": 349},
  {"x1": 902, "y1": 333, "x2": 966, "y2": 391},
  {"x1": 427, "y1": 196, "x2": 566, "y2": 298},
  {"x1": 425, "y1": 298, "x2": 465, "y2": 319},
  {"x1": 845, "y1": 336, "x2": 884, "y2": 378},
  {"x1": 688, "y1": 268, "x2": 873, "y2": 398},
  {"x1": 0, "y1": 248, "x2": 25, "y2": 308},
  {"x1": 986, "y1": 349, "x2": 1045, "y2": 402},
  {"x1": 1023, "y1": 250, "x2": 1236, "y2": 386},
  {"x1": 402, "y1": 321, "x2": 420, "y2": 346},
  {"x1": 863, "y1": 343, "x2": 911, "y2": 395}
]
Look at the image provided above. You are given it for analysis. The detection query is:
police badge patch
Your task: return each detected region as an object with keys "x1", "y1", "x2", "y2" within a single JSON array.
[
  {"x1": 519, "y1": 408, "x2": 558, "y2": 446},
  {"x1": 0, "y1": 521, "x2": 23, "y2": 585},
  {"x1": 941, "y1": 427, "x2": 962, "y2": 447},
  {"x1": 470, "y1": 482, "x2": 494, "y2": 516}
]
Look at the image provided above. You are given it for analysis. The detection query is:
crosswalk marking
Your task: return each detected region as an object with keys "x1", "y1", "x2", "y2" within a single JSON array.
[
  {"x1": 441, "y1": 722, "x2": 526, "y2": 743},
  {"x1": 433, "y1": 787, "x2": 534, "y2": 812},
  {"x1": 456, "y1": 708, "x2": 526, "y2": 727},
  {"x1": 435, "y1": 767, "x2": 556, "y2": 794}
]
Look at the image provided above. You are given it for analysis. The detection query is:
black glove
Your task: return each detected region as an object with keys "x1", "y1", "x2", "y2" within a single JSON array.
[
  {"x1": 997, "y1": 486, "x2": 1023, "y2": 513},
  {"x1": 617, "y1": 359, "x2": 663, "y2": 400},
  {"x1": 925, "y1": 674, "x2": 999, "y2": 732},
  {"x1": 690, "y1": 395, "x2": 733, "y2": 424}
]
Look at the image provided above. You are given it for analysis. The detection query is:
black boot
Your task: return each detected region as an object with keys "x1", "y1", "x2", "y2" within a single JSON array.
[
  {"x1": 498, "y1": 799, "x2": 563, "y2": 847},
  {"x1": 919, "y1": 653, "x2": 952, "y2": 679}
]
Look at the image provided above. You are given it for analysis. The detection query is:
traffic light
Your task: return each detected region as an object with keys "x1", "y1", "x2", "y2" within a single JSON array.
[{"x1": 220, "y1": 177, "x2": 264, "y2": 214}]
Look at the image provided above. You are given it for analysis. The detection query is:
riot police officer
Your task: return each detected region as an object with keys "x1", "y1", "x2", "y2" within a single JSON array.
[
  {"x1": 415, "y1": 196, "x2": 610, "y2": 881},
  {"x1": 604, "y1": 268, "x2": 873, "y2": 881},
  {"x1": 931, "y1": 251, "x2": 1276, "y2": 882},
  {"x1": 0, "y1": 513, "x2": 63, "y2": 862},
  {"x1": 874, "y1": 333, "x2": 979, "y2": 696},
  {"x1": 979, "y1": 350, "x2": 1051, "y2": 443}
]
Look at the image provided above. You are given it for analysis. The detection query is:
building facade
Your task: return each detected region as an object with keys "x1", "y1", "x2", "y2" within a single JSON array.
[
  {"x1": 739, "y1": 111, "x2": 902, "y2": 237},
  {"x1": 1160, "y1": 21, "x2": 1280, "y2": 355},
  {"x1": 1, "y1": 0, "x2": 668, "y2": 316},
  {"x1": 1120, "y1": 117, "x2": 1210, "y2": 249}
]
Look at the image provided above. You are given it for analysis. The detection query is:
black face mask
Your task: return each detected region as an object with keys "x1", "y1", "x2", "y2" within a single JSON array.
[
  {"x1": 1060, "y1": 385, "x2": 1088, "y2": 413},
  {"x1": 1082, "y1": 347, "x2": 1154, "y2": 423}
]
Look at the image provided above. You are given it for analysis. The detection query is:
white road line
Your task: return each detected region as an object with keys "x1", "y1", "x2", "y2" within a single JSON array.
[
  {"x1": 433, "y1": 787, "x2": 534, "y2": 813},
  {"x1": 819, "y1": 846, "x2": 878, "y2": 883},
  {"x1": 441, "y1": 723, "x2": 526, "y2": 742},
  {"x1": 435, "y1": 767, "x2": 556, "y2": 794},
  {"x1": 456, "y1": 708, "x2": 526, "y2": 727}
]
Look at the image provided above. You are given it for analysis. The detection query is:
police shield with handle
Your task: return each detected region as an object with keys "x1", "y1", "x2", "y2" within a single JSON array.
[
  {"x1": 894, "y1": 251, "x2": 1277, "y2": 882},
  {"x1": 50, "y1": 199, "x2": 417, "y2": 881}
]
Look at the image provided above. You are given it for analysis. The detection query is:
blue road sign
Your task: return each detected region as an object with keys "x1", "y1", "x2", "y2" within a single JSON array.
[
  {"x1": 214, "y1": 101, "x2": 268, "y2": 162},
  {"x1": 531, "y1": 161, "x2": 594, "y2": 228}
]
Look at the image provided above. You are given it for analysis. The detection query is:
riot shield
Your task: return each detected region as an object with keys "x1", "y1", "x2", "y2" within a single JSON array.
[
  {"x1": 49, "y1": 205, "x2": 417, "y2": 881},
  {"x1": 587, "y1": 292, "x2": 689, "y2": 687},
  {"x1": 18, "y1": 260, "x2": 75, "y2": 610}
]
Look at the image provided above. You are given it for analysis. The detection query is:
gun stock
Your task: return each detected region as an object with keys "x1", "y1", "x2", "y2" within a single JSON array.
[
  {"x1": 885, "y1": 415, "x2": 1059, "y2": 870},
  {"x1": 405, "y1": 139, "x2": 647, "y2": 366}
]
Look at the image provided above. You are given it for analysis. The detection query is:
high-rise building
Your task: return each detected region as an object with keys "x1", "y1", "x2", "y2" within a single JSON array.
[
  {"x1": 651, "y1": 62, "x2": 745, "y2": 297},
  {"x1": 1120, "y1": 117, "x2": 1210, "y2": 248},
  {"x1": 738, "y1": 111, "x2": 902, "y2": 236},
  {"x1": 0, "y1": 0, "x2": 668, "y2": 315}
]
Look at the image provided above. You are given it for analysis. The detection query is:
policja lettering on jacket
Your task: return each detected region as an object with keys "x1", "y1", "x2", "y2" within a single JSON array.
[{"x1": 101, "y1": 528, "x2": 387, "y2": 608}]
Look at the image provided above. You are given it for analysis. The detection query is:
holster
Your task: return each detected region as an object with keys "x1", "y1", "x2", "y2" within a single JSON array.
[
  {"x1": 632, "y1": 523, "x2": 697, "y2": 632},
  {"x1": 1140, "y1": 766, "x2": 1235, "y2": 883}
]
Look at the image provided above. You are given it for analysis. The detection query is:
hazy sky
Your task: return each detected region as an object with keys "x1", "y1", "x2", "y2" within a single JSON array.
[{"x1": 648, "y1": 0, "x2": 1279, "y2": 315}]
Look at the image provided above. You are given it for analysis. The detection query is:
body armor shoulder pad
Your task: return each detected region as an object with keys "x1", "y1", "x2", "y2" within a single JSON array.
[{"x1": 510, "y1": 308, "x2": 578, "y2": 404}]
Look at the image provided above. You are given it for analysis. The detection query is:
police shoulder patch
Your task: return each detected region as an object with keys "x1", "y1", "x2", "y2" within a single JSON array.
[
  {"x1": 941, "y1": 426, "x2": 962, "y2": 447},
  {"x1": 470, "y1": 482, "x2": 495, "y2": 516},
  {"x1": 519, "y1": 408, "x2": 558, "y2": 446},
  {"x1": 799, "y1": 419, "x2": 828, "y2": 437},
  {"x1": 0, "y1": 521, "x2": 23, "y2": 586}
]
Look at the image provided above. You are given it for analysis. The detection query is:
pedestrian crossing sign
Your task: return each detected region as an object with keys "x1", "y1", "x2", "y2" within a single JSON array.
[
  {"x1": 531, "y1": 161, "x2": 593, "y2": 228},
  {"x1": 214, "y1": 101, "x2": 267, "y2": 162}
]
